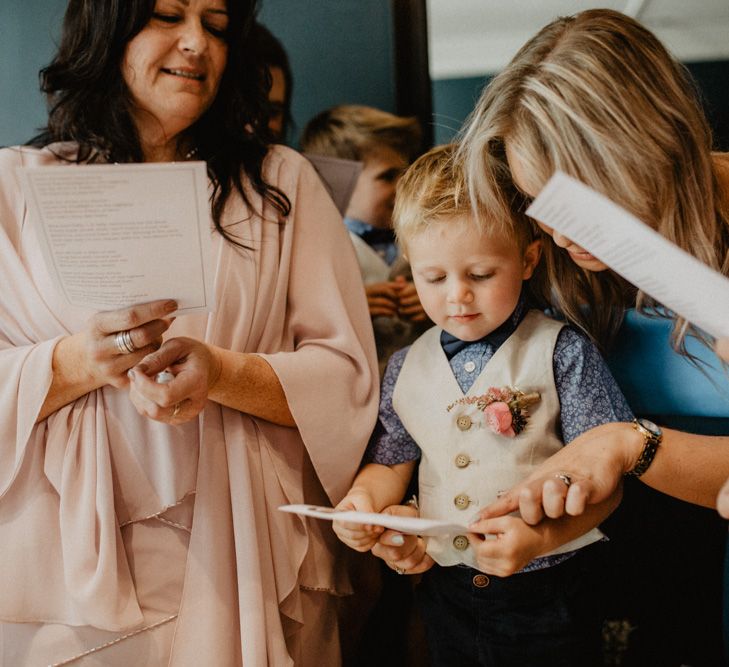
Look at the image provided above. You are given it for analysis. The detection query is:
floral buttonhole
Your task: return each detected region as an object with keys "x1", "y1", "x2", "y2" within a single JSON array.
[{"x1": 447, "y1": 387, "x2": 540, "y2": 437}]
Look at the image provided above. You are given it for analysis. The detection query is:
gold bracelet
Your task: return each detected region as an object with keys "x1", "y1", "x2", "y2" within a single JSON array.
[{"x1": 626, "y1": 418, "x2": 662, "y2": 477}]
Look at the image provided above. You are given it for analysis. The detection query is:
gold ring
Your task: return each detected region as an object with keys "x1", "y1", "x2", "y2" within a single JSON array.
[
  {"x1": 172, "y1": 402, "x2": 182, "y2": 418},
  {"x1": 555, "y1": 472, "x2": 572, "y2": 487}
]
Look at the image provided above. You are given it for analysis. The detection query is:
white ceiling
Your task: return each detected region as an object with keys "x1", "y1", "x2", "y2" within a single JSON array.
[{"x1": 427, "y1": 0, "x2": 729, "y2": 79}]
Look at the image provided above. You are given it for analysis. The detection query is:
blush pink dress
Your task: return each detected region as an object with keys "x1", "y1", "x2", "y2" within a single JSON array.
[{"x1": 0, "y1": 144, "x2": 378, "y2": 666}]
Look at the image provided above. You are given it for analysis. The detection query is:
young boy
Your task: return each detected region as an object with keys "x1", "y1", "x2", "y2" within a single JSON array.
[
  {"x1": 300, "y1": 105, "x2": 428, "y2": 369},
  {"x1": 334, "y1": 145, "x2": 634, "y2": 667}
]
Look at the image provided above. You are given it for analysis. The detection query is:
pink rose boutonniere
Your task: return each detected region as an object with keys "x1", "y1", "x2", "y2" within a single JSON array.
[
  {"x1": 483, "y1": 401, "x2": 516, "y2": 437},
  {"x1": 447, "y1": 387, "x2": 540, "y2": 438}
]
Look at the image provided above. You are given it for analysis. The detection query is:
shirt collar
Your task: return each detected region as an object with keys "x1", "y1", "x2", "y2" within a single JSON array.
[
  {"x1": 440, "y1": 291, "x2": 529, "y2": 360},
  {"x1": 343, "y1": 217, "x2": 375, "y2": 236}
]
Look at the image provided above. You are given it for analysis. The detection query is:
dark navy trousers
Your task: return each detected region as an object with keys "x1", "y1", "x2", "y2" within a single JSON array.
[{"x1": 416, "y1": 543, "x2": 607, "y2": 667}]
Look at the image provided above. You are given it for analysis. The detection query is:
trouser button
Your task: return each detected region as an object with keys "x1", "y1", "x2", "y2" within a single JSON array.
[{"x1": 472, "y1": 574, "x2": 490, "y2": 588}]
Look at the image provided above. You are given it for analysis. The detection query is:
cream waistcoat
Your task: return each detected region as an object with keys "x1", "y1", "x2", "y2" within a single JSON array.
[{"x1": 392, "y1": 310, "x2": 603, "y2": 568}]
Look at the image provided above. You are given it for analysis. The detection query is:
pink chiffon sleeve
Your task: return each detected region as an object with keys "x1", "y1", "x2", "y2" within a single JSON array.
[{"x1": 258, "y1": 154, "x2": 379, "y2": 503}]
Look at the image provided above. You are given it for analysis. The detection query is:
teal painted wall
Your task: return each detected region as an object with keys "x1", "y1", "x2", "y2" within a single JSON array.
[
  {"x1": 258, "y1": 1, "x2": 396, "y2": 147},
  {"x1": 0, "y1": 1, "x2": 396, "y2": 148},
  {"x1": 431, "y1": 75, "x2": 490, "y2": 146},
  {"x1": 0, "y1": 1, "x2": 67, "y2": 146}
]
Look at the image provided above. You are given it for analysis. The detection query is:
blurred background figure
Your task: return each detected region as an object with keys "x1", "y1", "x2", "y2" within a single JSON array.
[
  {"x1": 251, "y1": 21, "x2": 293, "y2": 143},
  {"x1": 301, "y1": 105, "x2": 428, "y2": 372}
]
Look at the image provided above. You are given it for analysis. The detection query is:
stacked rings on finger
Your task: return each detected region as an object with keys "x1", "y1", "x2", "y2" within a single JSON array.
[
  {"x1": 114, "y1": 330, "x2": 136, "y2": 354},
  {"x1": 555, "y1": 472, "x2": 572, "y2": 487}
]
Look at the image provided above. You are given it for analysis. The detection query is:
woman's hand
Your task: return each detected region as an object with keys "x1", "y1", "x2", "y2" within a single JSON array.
[
  {"x1": 715, "y1": 338, "x2": 729, "y2": 362},
  {"x1": 717, "y1": 477, "x2": 729, "y2": 519},
  {"x1": 127, "y1": 336, "x2": 222, "y2": 424},
  {"x1": 79, "y1": 299, "x2": 177, "y2": 388},
  {"x1": 471, "y1": 422, "x2": 639, "y2": 525},
  {"x1": 333, "y1": 492, "x2": 385, "y2": 552},
  {"x1": 466, "y1": 516, "x2": 543, "y2": 577},
  {"x1": 715, "y1": 333, "x2": 729, "y2": 514},
  {"x1": 38, "y1": 299, "x2": 177, "y2": 422},
  {"x1": 370, "y1": 504, "x2": 435, "y2": 575}
]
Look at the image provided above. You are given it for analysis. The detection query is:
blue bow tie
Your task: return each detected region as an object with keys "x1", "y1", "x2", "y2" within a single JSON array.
[
  {"x1": 440, "y1": 331, "x2": 475, "y2": 359},
  {"x1": 439, "y1": 313, "x2": 523, "y2": 360}
]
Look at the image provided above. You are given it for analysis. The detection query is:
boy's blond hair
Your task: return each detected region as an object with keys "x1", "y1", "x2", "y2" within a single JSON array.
[
  {"x1": 394, "y1": 144, "x2": 534, "y2": 252},
  {"x1": 300, "y1": 104, "x2": 422, "y2": 163}
]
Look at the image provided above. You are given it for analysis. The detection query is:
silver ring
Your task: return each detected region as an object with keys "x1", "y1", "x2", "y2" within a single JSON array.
[
  {"x1": 114, "y1": 330, "x2": 136, "y2": 354},
  {"x1": 172, "y1": 402, "x2": 182, "y2": 418},
  {"x1": 555, "y1": 472, "x2": 572, "y2": 487},
  {"x1": 394, "y1": 565, "x2": 406, "y2": 575}
]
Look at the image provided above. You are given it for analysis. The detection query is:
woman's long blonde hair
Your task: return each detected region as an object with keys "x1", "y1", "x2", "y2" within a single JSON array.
[{"x1": 459, "y1": 8, "x2": 729, "y2": 353}]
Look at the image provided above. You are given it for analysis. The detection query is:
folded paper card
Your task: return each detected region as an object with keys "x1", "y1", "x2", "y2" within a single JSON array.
[
  {"x1": 18, "y1": 161, "x2": 214, "y2": 314},
  {"x1": 527, "y1": 172, "x2": 729, "y2": 339},
  {"x1": 278, "y1": 504, "x2": 469, "y2": 537}
]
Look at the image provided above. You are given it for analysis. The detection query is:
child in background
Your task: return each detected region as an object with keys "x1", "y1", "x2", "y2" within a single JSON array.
[
  {"x1": 250, "y1": 22, "x2": 293, "y2": 143},
  {"x1": 300, "y1": 105, "x2": 428, "y2": 370},
  {"x1": 334, "y1": 144, "x2": 634, "y2": 667}
]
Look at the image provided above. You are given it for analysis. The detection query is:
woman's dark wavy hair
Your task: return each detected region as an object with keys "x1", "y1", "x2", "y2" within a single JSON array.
[{"x1": 28, "y1": 0, "x2": 290, "y2": 246}]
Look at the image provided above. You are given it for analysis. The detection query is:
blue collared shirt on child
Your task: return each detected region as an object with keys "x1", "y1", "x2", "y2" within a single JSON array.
[{"x1": 344, "y1": 217, "x2": 399, "y2": 266}]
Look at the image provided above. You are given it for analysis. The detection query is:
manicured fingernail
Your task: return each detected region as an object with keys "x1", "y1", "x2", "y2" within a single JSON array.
[
  {"x1": 390, "y1": 535, "x2": 404, "y2": 546},
  {"x1": 127, "y1": 370, "x2": 136, "y2": 381}
]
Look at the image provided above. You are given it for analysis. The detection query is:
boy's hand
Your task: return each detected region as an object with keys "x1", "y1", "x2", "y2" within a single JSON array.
[
  {"x1": 332, "y1": 491, "x2": 384, "y2": 552},
  {"x1": 365, "y1": 282, "x2": 400, "y2": 318},
  {"x1": 370, "y1": 504, "x2": 435, "y2": 575},
  {"x1": 466, "y1": 515, "x2": 544, "y2": 577},
  {"x1": 393, "y1": 277, "x2": 428, "y2": 322}
]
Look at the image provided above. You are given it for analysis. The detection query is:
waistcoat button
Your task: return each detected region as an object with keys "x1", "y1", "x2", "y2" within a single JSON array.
[
  {"x1": 454, "y1": 453, "x2": 471, "y2": 468},
  {"x1": 452, "y1": 535, "x2": 469, "y2": 551},
  {"x1": 454, "y1": 493, "x2": 471, "y2": 510},
  {"x1": 456, "y1": 415, "x2": 472, "y2": 431},
  {"x1": 473, "y1": 574, "x2": 490, "y2": 588}
]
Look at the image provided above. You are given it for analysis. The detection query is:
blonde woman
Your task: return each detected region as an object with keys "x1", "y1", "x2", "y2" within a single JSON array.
[
  {"x1": 460, "y1": 7, "x2": 729, "y2": 524},
  {"x1": 459, "y1": 9, "x2": 729, "y2": 664}
]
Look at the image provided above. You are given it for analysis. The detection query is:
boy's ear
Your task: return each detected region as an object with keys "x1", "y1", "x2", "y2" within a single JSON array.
[{"x1": 521, "y1": 239, "x2": 542, "y2": 280}]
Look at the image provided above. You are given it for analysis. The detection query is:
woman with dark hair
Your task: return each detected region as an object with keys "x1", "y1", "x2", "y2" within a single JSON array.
[{"x1": 0, "y1": 1, "x2": 377, "y2": 665}]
